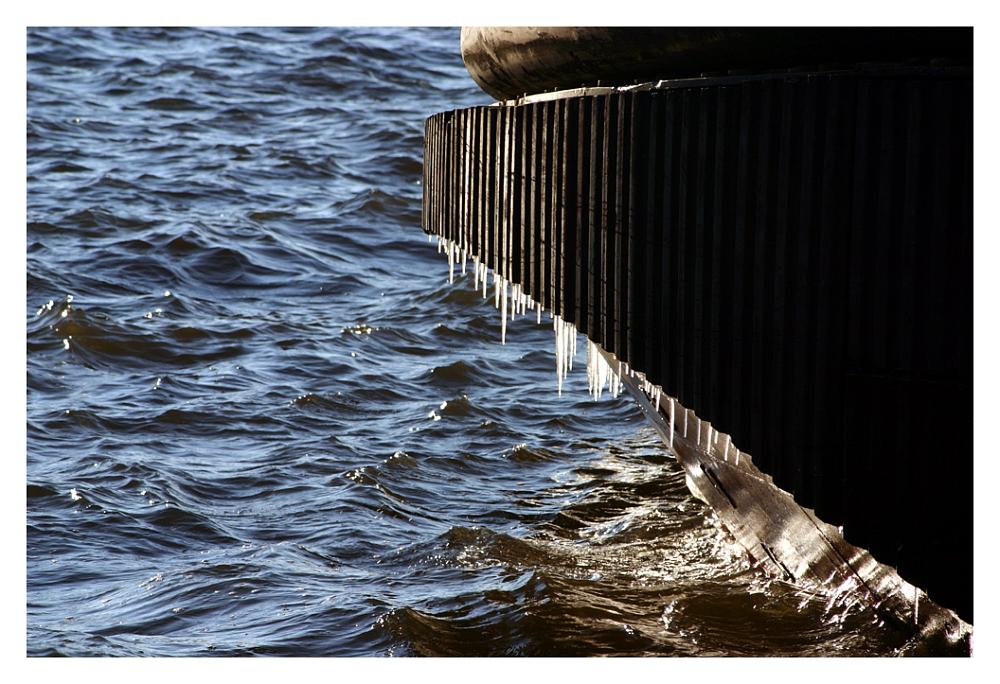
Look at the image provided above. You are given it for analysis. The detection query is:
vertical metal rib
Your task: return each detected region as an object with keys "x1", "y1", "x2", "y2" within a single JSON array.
[
  {"x1": 601, "y1": 94, "x2": 617, "y2": 355},
  {"x1": 586, "y1": 97, "x2": 601, "y2": 342}
]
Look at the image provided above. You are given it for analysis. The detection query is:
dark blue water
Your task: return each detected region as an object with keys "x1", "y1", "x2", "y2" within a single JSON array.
[{"x1": 27, "y1": 27, "x2": 926, "y2": 656}]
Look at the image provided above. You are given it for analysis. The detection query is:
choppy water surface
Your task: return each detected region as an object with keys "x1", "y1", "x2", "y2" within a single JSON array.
[{"x1": 28, "y1": 27, "x2": 931, "y2": 656}]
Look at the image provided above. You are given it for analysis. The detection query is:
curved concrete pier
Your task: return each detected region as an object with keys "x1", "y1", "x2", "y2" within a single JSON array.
[{"x1": 423, "y1": 28, "x2": 973, "y2": 644}]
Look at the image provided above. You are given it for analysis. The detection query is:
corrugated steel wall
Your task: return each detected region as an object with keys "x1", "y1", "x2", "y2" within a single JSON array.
[{"x1": 421, "y1": 67, "x2": 972, "y2": 622}]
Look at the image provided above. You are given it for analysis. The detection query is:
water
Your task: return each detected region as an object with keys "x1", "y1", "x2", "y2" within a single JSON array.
[{"x1": 27, "y1": 27, "x2": 933, "y2": 656}]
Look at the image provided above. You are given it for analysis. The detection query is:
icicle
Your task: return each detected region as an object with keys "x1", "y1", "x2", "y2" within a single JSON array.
[
  {"x1": 586, "y1": 341, "x2": 593, "y2": 397},
  {"x1": 668, "y1": 398, "x2": 675, "y2": 450},
  {"x1": 461, "y1": 248, "x2": 467, "y2": 275},
  {"x1": 609, "y1": 357, "x2": 621, "y2": 399},
  {"x1": 501, "y1": 278, "x2": 508, "y2": 345},
  {"x1": 552, "y1": 316, "x2": 576, "y2": 395},
  {"x1": 560, "y1": 319, "x2": 566, "y2": 395},
  {"x1": 570, "y1": 325, "x2": 576, "y2": 370},
  {"x1": 555, "y1": 315, "x2": 563, "y2": 395},
  {"x1": 595, "y1": 348, "x2": 602, "y2": 398},
  {"x1": 588, "y1": 342, "x2": 595, "y2": 399},
  {"x1": 599, "y1": 347, "x2": 605, "y2": 398},
  {"x1": 564, "y1": 319, "x2": 574, "y2": 391},
  {"x1": 567, "y1": 322, "x2": 573, "y2": 372},
  {"x1": 586, "y1": 339, "x2": 605, "y2": 400},
  {"x1": 537, "y1": 304, "x2": 542, "y2": 324},
  {"x1": 558, "y1": 317, "x2": 565, "y2": 394},
  {"x1": 562, "y1": 319, "x2": 571, "y2": 394},
  {"x1": 590, "y1": 341, "x2": 598, "y2": 399},
  {"x1": 494, "y1": 275, "x2": 500, "y2": 308},
  {"x1": 448, "y1": 242, "x2": 455, "y2": 284},
  {"x1": 582, "y1": 339, "x2": 625, "y2": 401},
  {"x1": 473, "y1": 256, "x2": 480, "y2": 291},
  {"x1": 591, "y1": 345, "x2": 604, "y2": 400},
  {"x1": 597, "y1": 347, "x2": 603, "y2": 399}
]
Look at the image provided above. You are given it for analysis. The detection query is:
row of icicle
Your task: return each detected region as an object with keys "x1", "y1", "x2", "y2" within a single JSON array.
[
  {"x1": 432, "y1": 233, "x2": 749, "y2": 464},
  {"x1": 431, "y1": 226, "x2": 933, "y2": 627}
]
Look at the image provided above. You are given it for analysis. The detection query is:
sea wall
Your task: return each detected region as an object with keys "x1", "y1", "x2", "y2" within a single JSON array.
[{"x1": 421, "y1": 64, "x2": 972, "y2": 623}]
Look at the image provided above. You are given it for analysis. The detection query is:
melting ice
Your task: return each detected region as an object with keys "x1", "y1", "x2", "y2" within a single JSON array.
[{"x1": 429, "y1": 233, "x2": 747, "y2": 466}]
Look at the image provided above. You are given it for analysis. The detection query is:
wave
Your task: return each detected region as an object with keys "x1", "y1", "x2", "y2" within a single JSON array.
[{"x1": 25, "y1": 26, "x2": 936, "y2": 657}]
